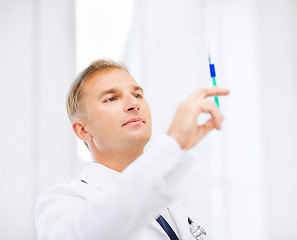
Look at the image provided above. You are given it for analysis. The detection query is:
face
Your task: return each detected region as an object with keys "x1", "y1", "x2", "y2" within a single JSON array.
[{"x1": 81, "y1": 68, "x2": 152, "y2": 152}]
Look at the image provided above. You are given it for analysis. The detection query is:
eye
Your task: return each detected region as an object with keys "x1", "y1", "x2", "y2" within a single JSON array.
[
  {"x1": 105, "y1": 96, "x2": 117, "y2": 103},
  {"x1": 133, "y1": 93, "x2": 142, "y2": 99}
]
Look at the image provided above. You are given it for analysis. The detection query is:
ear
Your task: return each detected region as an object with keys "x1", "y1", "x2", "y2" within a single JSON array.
[{"x1": 72, "y1": 120, "x2": 93, "y2": 142}]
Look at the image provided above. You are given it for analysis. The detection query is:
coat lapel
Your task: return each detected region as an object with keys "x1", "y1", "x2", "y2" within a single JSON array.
[
  {"x1": 152, "y1": 219, "x2": 171, "y2": 239},
  {"x1": 139, "y1": 201, "x2": 192, "y2": 240},
  {"x1": 138, "y1": 219, "x2": 170, "y2": 240},
  {"x1": 167, "y1": 201, "x2": 192, "y2": 240}
]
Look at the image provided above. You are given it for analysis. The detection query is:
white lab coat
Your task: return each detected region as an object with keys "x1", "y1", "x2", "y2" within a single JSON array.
[
  {"x1": 137, "y1": 201, "x2": 192, "y2": 240},
  {"x1": 36, "y1": 135, "x2": 197, "y2": 240}
]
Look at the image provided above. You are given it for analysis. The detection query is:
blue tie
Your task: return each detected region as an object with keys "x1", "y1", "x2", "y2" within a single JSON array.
[{"x1": 156, "y1": 215, "x2": 180, "y2": 240}]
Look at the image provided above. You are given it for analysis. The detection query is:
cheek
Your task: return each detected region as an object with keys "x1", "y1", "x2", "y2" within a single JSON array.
[
  {"x1": 88, "y1": 105, "x2": 122, "y2": 130},
  {"x1": 143, "y1": 103, "x2": 152, "y2": 120}
]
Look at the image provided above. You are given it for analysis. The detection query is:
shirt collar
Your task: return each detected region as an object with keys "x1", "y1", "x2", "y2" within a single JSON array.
[{"x1": 79, "y1": 162, "x2": 122, "y2": 189}]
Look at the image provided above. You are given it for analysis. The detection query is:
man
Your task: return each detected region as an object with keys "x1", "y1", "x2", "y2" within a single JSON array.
[{"x1": 35, "y1": 59, "x2": 229, "y2": 239}]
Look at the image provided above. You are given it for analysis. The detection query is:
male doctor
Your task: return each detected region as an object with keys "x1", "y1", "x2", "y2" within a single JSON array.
[{"x1": 35, "y1": 59, "x2": 229, "y2": 240}]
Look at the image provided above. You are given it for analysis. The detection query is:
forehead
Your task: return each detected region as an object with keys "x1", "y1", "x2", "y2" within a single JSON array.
[{"x1": 83, "y1": 68, "x2": 139, "y2": 94}]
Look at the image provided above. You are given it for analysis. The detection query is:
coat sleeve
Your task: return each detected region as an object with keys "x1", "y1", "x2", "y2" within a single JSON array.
[{"x1": 35, "y1": 135, "x2": 190, "y2": 240}]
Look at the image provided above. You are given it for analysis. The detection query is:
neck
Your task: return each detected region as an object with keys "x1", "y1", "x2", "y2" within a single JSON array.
[{"x1": 89, "y1": 142, "x2": 145, "y2": 172}]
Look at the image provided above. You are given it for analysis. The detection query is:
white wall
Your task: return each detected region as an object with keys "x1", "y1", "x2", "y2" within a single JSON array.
[
  {"x1": 0, "y1": 1, "x2": 78, "y2": 239},
  {"x1": 258, "y1": 1, "x2": 297, "y2": 238}
]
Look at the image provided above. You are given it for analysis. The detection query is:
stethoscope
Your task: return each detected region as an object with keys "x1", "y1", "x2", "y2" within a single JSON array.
[{"x1": 188, "y1": 217, "x2": 207, "y2": 240}]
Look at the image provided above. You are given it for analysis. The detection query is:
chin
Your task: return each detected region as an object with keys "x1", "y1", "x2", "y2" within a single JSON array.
[{"x1": 126, "y1": 132, "x2": 151, "y2": 146}]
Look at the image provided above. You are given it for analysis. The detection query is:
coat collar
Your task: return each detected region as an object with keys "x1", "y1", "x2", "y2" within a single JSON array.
[{"x1": 79, "y1": 162, "x2": 122, "y2": 189}]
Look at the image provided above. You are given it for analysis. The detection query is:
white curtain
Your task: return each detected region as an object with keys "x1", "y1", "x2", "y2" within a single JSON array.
[{"x1": 0, "y1": 1, "x2": 78, "y2": 239}]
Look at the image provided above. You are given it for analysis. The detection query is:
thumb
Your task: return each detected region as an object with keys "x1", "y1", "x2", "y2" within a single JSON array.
[{"x1": 197, "y1": 118, "x2": 216, "y2": 137}]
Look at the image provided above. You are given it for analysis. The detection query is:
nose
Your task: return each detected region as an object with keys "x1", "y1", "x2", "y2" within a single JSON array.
[
  {"x1": 127, "y1": 106, "x2": 140, "y2": 111},
  {"x1": 125, "y1": 95, "x2": 140, "y2": 112}
]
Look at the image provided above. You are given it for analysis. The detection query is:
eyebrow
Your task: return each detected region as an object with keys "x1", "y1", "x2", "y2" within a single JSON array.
[
  {"x1": 133, "y1": 85, "x2": 144, "y2": 93},
  {"x1": 98, "y1": 88, "x2": 119, "y2": 99},
  {"x1": 98, "y1": 85, "x2": 144, "y2": 99}
]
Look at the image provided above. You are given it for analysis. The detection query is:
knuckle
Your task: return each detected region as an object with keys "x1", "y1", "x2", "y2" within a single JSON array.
[
  {"x1": 196, "y1": 88, "x2": 206, "y2": 97},
  {"x1": 178, "y1": 101, "x2": 191, "y2": 111}
]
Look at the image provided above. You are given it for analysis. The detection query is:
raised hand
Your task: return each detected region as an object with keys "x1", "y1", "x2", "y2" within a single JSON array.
[{"x1": 167, "y1": 87, "x2": 230, "y2": 149}]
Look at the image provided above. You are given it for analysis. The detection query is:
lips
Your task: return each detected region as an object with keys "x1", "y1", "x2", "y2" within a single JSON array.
[{"x1": 122, "y1": 117, "x2": 144, "y2": 127}]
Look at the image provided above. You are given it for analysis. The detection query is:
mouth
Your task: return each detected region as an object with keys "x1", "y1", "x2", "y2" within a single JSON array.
[{"x1": 122, "y1": 117, "x2": 144, "y2": 127}]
